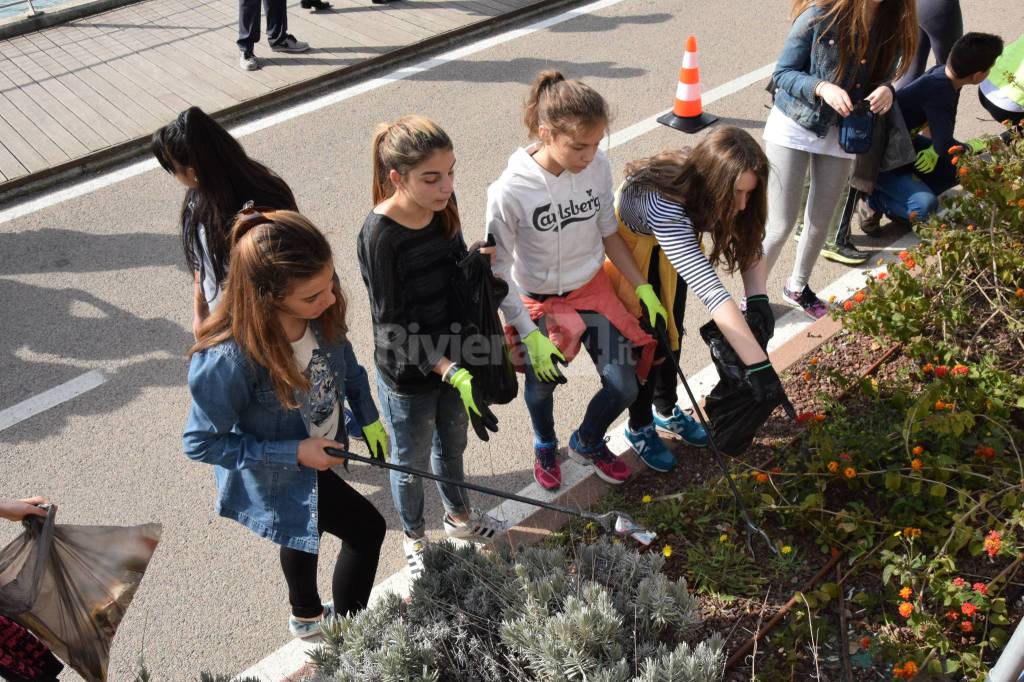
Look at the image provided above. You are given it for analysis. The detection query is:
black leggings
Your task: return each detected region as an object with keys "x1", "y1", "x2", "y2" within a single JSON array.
[
  {"x1": 978, "y1": 89, "x2": 1024, "y2": 143},
  {"x1": 279, "y1": 469, "x2": 386, "y2": 618},
  {"x1": 627, "y1": 253, "x2": 688, "y2": 431},
  {"x1": 895, "y1": 0, "x2": 963, "y2": 89}
]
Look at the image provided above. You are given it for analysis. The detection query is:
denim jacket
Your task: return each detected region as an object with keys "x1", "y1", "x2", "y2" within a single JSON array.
[
  {"x1": 182, "y1": 324, "x2": 378, "y2": 554},
  {"x1": 773, "y1": 6, "x2": 879, "y2": 137}
]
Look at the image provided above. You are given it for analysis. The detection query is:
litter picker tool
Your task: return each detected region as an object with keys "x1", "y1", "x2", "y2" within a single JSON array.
[
  {"x1": 652, "y1": 325, "x2": 779, "y2": 557},
  {"x1": 325, "y1": 448, "x2": 656, "y2": 546}
]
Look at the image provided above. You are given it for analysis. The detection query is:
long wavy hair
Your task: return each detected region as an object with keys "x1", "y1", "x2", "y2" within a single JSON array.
[
  {"x1": 151, "y1": 107, "x2": 297, "y2": 296},
  {"x1": 190, "y1": 210, "x2": 347, "y2": 408},
  {"x1": 792, "y1": 0, "x2": 917, "y2": 86},
  {"x1": 623, "y1": 126, "x2": 768, "y2": 274}
]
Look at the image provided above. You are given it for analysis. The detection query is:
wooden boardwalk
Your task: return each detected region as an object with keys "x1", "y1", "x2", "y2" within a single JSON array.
[{"x1": 0, "y1": 0, "x2": 539, "y2": 186}]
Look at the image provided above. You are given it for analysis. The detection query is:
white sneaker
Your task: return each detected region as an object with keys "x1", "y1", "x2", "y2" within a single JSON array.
[
  {"x1": 443, "y1": 509, "x2": 507, "y2": 543},
  {"x1": 239, "y1": 54, "x2": 259, "y2": 71},
  {"x1": 270, "y1": 35, "x2": 310, "y2": 53},
  {"x1": 403, "y1": 535, "x2": 427, "y2": 580}
]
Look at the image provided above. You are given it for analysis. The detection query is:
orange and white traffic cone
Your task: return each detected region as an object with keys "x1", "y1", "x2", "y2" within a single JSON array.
[{"x1": 657, "y1": 35, "x2": 718, "y2": 134}]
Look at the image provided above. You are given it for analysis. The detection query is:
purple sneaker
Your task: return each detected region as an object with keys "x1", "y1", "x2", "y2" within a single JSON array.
[{"x1": 782, "y1": 285, "x2": 829, "y2": 320}]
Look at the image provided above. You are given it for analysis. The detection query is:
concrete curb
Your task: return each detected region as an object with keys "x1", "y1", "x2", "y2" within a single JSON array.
[
  {"x1": 0, "y1": 0, "x2": 583, "y2": 205},
  {"x1": 0, "y1": 0, "x2": 145, "y2": 40}
]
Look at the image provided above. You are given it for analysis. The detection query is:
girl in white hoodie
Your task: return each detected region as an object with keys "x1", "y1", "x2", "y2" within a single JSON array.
[{"x1": 486, "y1": 70, "x2": 667, "y2": 491}]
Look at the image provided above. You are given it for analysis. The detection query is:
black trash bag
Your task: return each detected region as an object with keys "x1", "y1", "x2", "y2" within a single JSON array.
[
  {"x1": 0, "y1": 505, "x2": 161, "y2": 682},
  {"x1": 699, "y1": 320, "x2": 791, "y2": 456},
  {"x1": 451, "y1": 236, "x2": 518, "y2": 405}
]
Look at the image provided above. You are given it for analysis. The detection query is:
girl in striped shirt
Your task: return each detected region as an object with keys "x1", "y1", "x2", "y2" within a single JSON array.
[{"x1": 611, "y1": 127, "x2": 787, "y2": 469}]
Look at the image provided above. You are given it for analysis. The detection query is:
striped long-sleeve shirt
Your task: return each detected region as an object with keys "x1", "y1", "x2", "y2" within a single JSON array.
[{"x1": 618, "y1": 182, "x2": 731, "y2": 313}]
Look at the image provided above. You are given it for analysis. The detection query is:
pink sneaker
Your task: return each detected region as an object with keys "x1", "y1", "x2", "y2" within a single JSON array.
[
  {"x1": 534, "y1": 441, "x2": 561, "y2": 490},
  {"x1": 568, "y1": 430, "x2": 630, "y2": 485}
]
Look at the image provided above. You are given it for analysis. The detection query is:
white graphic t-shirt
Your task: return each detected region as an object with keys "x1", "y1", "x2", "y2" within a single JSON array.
[{"x1": 290, "y1": 326, "x2": 340, "y2": 440}]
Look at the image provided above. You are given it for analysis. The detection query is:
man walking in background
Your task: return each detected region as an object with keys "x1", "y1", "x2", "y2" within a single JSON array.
[{"x1": 238, "y1": 0, "x2": 310, "y2": 71}]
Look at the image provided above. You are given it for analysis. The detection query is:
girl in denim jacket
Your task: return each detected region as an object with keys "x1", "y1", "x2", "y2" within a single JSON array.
[
  {"x1": 183, "y1": 209, "x2": 389, "y2": 638},
  {"x1": 761, "y1": 0, "x2": 916, "y2": 318}
]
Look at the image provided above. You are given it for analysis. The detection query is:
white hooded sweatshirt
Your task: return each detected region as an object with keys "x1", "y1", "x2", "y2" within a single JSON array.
[{"x1": 485, "y1": 143, "x2": 617, "y2": 337}]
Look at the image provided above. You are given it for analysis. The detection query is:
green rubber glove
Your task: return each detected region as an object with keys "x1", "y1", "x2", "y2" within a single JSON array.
[
  {"x1": 361, "y1": 419, "x2": 389, "y2": 462},
  {"x1": 448, "y1": 368, "x2": 499, "y2": 441},
  {"x1": 635, "y1": 283, "x2": 668, "y2": 330},
  {"x1": 914, "y1": 146, "x2": 939, "y2": 174},
  {"x1": 966, "y1": 137, "x2": 987, "y2": 154},
  {"x1": 523, "y1": 330, "x2": 567, "y2": 384}
]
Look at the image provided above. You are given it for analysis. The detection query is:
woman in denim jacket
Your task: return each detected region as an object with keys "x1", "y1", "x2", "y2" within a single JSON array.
[
  {"x1": 183, "y1": 208, "x2": 389, "y2": 638},
  {"x1": 761, "y1": 0, "x2": 916, "y2": 318}
]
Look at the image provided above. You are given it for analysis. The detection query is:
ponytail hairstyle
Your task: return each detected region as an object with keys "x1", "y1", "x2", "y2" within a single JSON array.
[
  {"x1": 623, "y1": 126, "x2": 768, "y2": 274},
  {"x1": 791, "y1": 0, "x2": 917, "y2": 86},
  {"x1": 371, "y1": 115, "x2": 461, "y2": 239},
  {"x1": 523, "y1": 70, "x2": 609, "y2": 140},
  {"x1": 151, "y1": 107, "x2": 297, "y2": 294},
  {"x1": 191, "y1": 209, "x2": 347, "y2": 408}
]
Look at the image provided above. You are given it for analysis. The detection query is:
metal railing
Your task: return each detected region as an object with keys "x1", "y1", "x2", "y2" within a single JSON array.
[{"x1": 0, "y1": 0, "x2": 40, "y2": 16}]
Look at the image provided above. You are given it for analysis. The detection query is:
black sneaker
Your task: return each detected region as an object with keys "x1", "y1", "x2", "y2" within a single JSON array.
[
  {"x1": 852, "y1": 198, "x2": 884, "y2": 237},
  {"x1": 821, "y1": 240, "x2": 870, "y2": 265}
]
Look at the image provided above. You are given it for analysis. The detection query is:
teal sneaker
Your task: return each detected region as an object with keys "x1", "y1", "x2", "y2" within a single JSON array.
[
  {"x1": 652, "y1": 406, "x2": 708, "y2": 448},
  {"x1": 624, "y1": 424, "x2": 676, "y2": 472},
  {"x1": 288, "y1": 601, "x2": 335, "y2": 638}
]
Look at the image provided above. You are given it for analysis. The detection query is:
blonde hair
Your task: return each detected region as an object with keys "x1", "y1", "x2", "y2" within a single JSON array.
[
  {"x1": 371, "y1": 115, "x2": 461, "y2": 239},
  {"x1": 523, "y1": 70, "x2": 609, "y2": 140},
  {"x1": 191, "y1": 210, "x2": 347, "y2": 408}
]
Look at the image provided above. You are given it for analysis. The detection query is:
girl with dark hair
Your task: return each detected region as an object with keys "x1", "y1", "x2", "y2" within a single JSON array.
[
  {"x1": 762, "y1": 0, "x2": 917, "y2": 318},
  {"x1": 486, "y1": 70, "x2": 666, "y2": 491},
  {"x1": 151, "y1": 106, "x2": 297, "y2": 338},
  {"x1": 183, "y1": 210, "x2": 388, "y2": 638},
  {"x1": 357, "y1": 115, "x2": 506, "y2": 580},
  {"x1": 610, "y1": 127, "x2": 784, "y2": 471}
]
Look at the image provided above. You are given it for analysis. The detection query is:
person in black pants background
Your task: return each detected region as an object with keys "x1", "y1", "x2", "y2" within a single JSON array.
[
  {"x1": 896, "y1": 0, "x2": 964, "y2": 89},
  {"x1": 237, "y1": 0, "x2": 310, "y2": 72}
]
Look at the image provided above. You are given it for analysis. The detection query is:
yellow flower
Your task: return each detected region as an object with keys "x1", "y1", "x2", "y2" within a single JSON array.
[
  {"x1": 899, "y1": 586, "x2": 913, "y2": 600},
  {"x1": 911, "y1": 458, "x2": 923, "y2": 471},
  {"x1": 641, "y1": 494, "x2": 652, "y2": 504},
  {"x1": 662, "y1": 545, "x2": 673, "y2": 558},
  {"x1": 828, "y1": 460, "x2": 839, "y2": 473},
  {"x1": 719, "y1": 533, "x2": 729, "y2": 543},
  {"x1": 781, "y1": 545, "x2": 793, "y2": 555}
]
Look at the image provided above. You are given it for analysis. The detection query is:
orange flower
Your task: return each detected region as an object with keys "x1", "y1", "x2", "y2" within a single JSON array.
[
  {"x1": 960, "y1": 620, "x2": 974, "y2": 633},
  {"x1": 959, "y1": 166, "x2": 969, "y2": 177},
  {"x1": 935, "y1": 365, "x2": 949, "y2": 378},
  {"x1": 973, "y1": 582, "x2": 988, "y2": 595},
  {"x1": 911, "y1": 458, "x2": 923, "y2": 471},
  {"x1": 898, "y1": 601, "x2": 914, "y2": 618},
  {"x1": 922, "y1": 363, "x2": 934, "y2": 374},
  {"x1": 984, "y1": 530, "x2": 1002, "y2": 558},
  {"x1": 904, "y1": 258, "x2": 916, "y2": 269},
  {"x1": 1016, "y1": 287, "x2": 1024, "y2": 298},
  {"x1": 843, "y1": 467, "x2": 856, "y2": 479},
  {"x1": 948, "y1": 145, "x2": 964, "y2": 155},
  {"x1": 903, "y1": 527, "x2": 922, "y2": 538},
  {"x1": 967, "y1": 223, "x2": 976, "y2": 231},
  {"x1": 952, "y1": 364, "x2": 968, "y2": 377},
  {"x1": 809, "y1": 357, "x2": 819, "y2": 366},
  {"x1": 898, "y1": 250, "x2": 910, "y2": 261},
  {"x1": 754, "y1": 471, "x2": 770, "y2": 484},
  {"x1": 796, "y1": 412, "x2": 815, "y2": 424},
  {"x1": 912, "y1": 445, "x2": 924, "y2": 456},
  {"x1": 814, "y1": 413, "x2": 826, "y2": 422},
  {"x1": 802, "y1": 371, "x2": 812, "y2": 382},
  {"x1": 854, "y1": 291, "x2": 866, "y2": 303},
  {"x1": 961, "y1": 602, "x2": 977, "y2": 617},
  {"x1": 877, "y1": 272, "x2": 889, "y2": 280},
  {"x1": 946, "y1": 610, "x2": 959, "y2": 621},
  {"x1": 894, "y1": 661, "x2": 919, "y2": 679},
  {"x1": 843, "y1": 300, "x2": 854, "y2": 311},
  {"x1": 934, "y1": 400, "x2": 946, "y2": 410},
  {"x1": 975, "y1": 444, "x2": 996, "y2": 460},
  {"x1": 951, "y1": 155, "x2": 960, "y2": 165},
  {"x1": 860, "y1": 635, "x2": 871, "y2": 650},
  {"x1": 1018, "y1": 199, "x2": 1024, "y2": 209},
  {"x1": 908, "y1": 210, "x2": 919, "y2": 221},
  {"x1": 953, "y1": 577, "x2": 967, "y2": 588},
  {"x1": 828, "y1": 460, "x2": 839, "y2": 473},
  {"x1": 899, "y1": 586, "x2": 913, "y2": 599}
]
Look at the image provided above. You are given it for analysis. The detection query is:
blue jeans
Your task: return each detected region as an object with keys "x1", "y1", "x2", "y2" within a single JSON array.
[
  {"x1": 376, "y1": 375, "x2": 469, "y2": 536},
  {"x1": 524, "y1": 312, "x2": 639, "y2": 446},
  {"x1": 868, "y1": 170, "x2": 939, "y2": 221}
]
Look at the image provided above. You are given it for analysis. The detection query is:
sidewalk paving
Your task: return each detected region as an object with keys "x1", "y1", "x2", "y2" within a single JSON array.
[{"x1": 0, "y1": 0, "x2": 551, "y2": 196}]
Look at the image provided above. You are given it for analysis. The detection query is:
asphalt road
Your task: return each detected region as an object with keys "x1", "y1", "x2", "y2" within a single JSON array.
[{"x1": 0, "y1": 0, "x2": 1016, "y2": 677}]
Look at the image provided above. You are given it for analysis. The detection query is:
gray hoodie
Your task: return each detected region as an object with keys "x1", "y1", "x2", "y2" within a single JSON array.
[{"x1": 485, "y1": 143, "x2": 617, "y2": 337}]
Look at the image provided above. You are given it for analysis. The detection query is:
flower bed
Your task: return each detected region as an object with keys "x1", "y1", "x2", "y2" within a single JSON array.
[{"x1": 552, "y1": 126, "x2": 1024, "y2": 680}]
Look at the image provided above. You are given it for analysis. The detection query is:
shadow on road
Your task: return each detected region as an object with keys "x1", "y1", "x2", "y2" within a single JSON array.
[{"x1": 409, "y1": 56, "x2": 645, "y2": 84}]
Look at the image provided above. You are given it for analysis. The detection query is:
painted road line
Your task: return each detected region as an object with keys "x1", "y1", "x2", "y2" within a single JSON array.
[
  {"x1": 0, "y1": 0, "x2": 633, "y2": 227},
  {"x1": 0, "y1": 370, "x2": 107, "y2": 433}
]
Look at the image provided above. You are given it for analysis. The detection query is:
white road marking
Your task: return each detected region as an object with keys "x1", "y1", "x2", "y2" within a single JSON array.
[
  {"x1": 0, "y1": 370, "x2": 107, "y2": 433},
  {"x1": 0, "y1": 0, "x2": 632, "y2": 228}
]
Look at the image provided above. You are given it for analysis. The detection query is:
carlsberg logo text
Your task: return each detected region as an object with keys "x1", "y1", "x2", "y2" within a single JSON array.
[{"x1": 531, "y1": 191, "x2": 601, "y2": 232}]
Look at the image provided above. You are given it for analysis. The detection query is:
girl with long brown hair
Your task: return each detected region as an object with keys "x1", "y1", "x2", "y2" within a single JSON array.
[
  {"x1": 486, "y1": 70, "x2": 667, "y2": 491},
  {"x1": 762, "y1": 0, "x2": 917, "y2": 317},
  {"x1": 357, "y1": 115, "x2": 506, "y2": 580},
  {"x1": 183, "y1": 209, "x2": 388, "y2": 638},
  {"x1": 610, "y1": 127, "x2": 788, "y2": 471}
]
